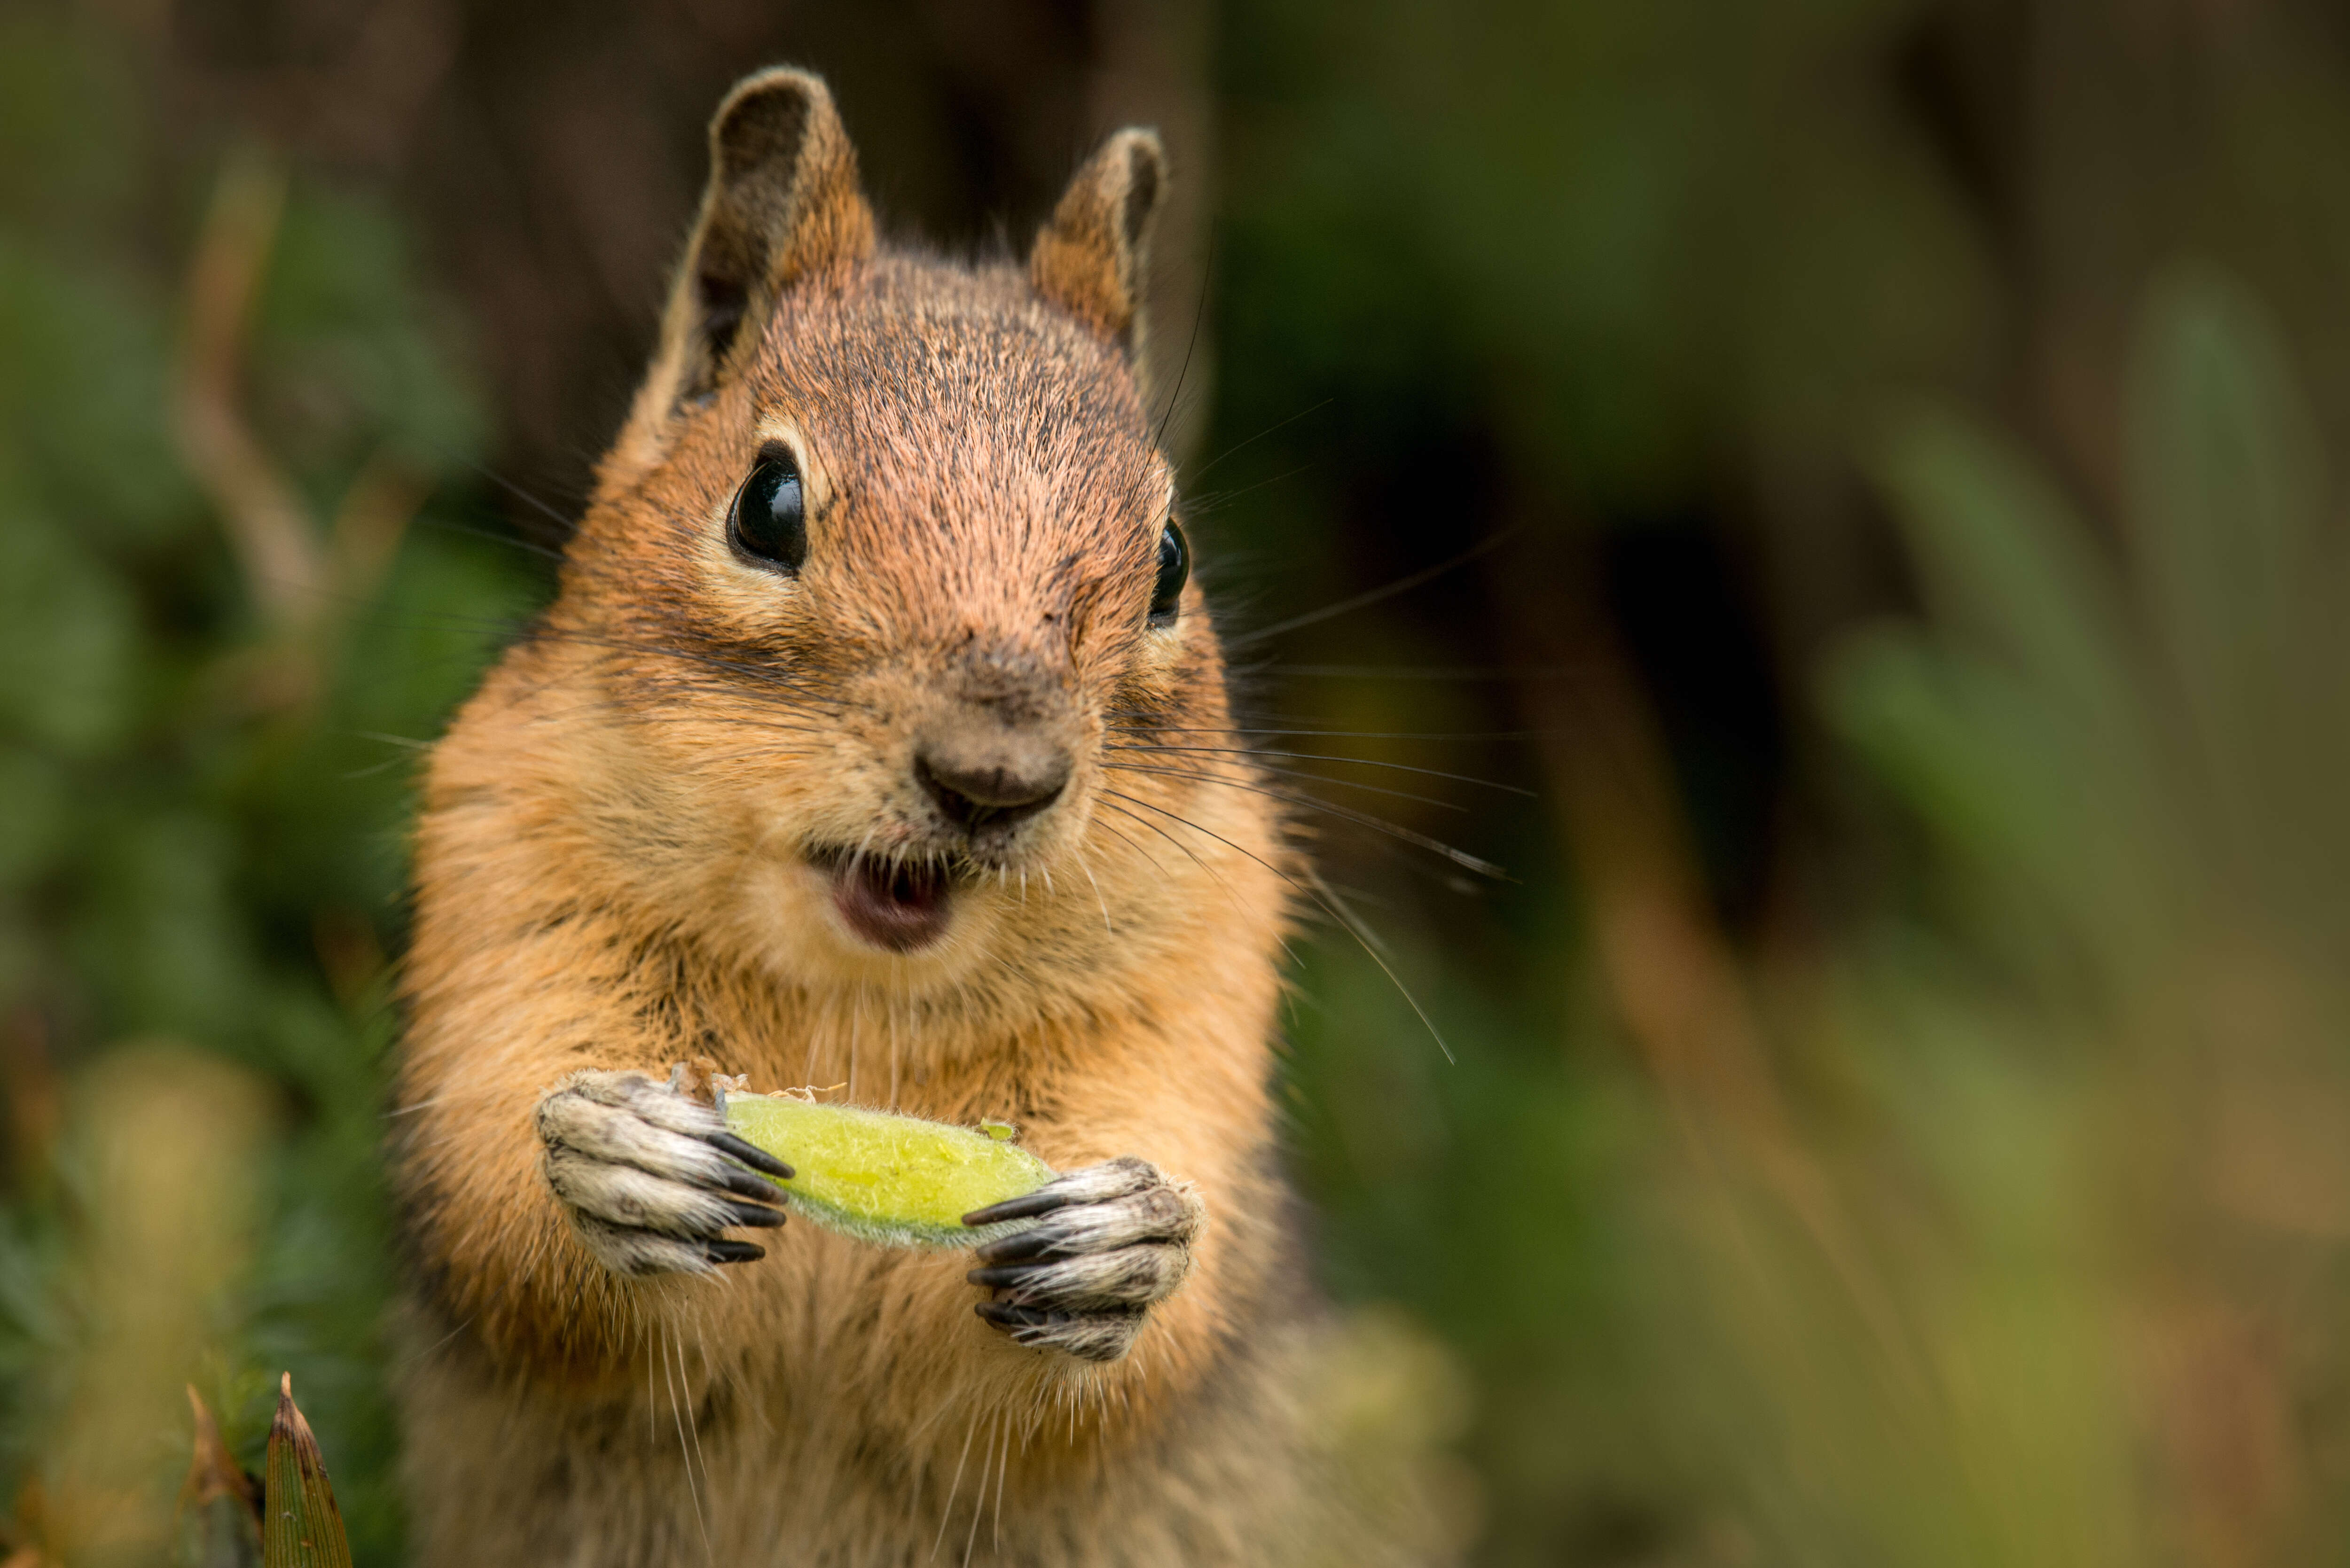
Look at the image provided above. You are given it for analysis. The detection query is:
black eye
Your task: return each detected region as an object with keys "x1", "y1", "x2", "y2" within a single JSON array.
[
  {"x1": 729, "y1": 448, "x2": 807, "y2": 572},
  {"x1": 1148, "y1": 522, "x2": 1188, "y2": 627}
]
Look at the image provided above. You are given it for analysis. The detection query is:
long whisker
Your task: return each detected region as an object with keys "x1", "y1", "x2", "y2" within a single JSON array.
[
  {"x1": 1221, "y1": 528, "x2": 1515, "y2": 649},
  {"x1": 1097, "y1": 800, "x2": 1246, "y2": 913},
  {"x1": 1185, "y1": 398, "x2": 1333, "y2": 484},
  {"x1": 1100, "y1": 789, "x2": 1454, "y2": 1063},
  {"x1": 1097, "y1": 800, "x2": 1313, "y2": 978},
  {"x1": 932, "y1": 1411, "x2": 980, "y2": 1562},
  {"x1": 1106, "y1": 740, "x2": 1535, "y2": 797},
  {"x1": 1267, "y1": 662, "x2": 1582, "y2": 682},
  {"x1": 673, "y1": 1328, "x2": 715, "y2": 1566},
  {"x1": 1153, "y1": 236, "x2": 1214, "y2": 454},
  {"x1": 962, "y1": 1409, "x2": 999, "y2": 1567},
  {"x1": 1111, "y1": 754, "x2": 1431, "y2": 823},
  {"x1": 1109, "y1": 721, "x2": 1546, "y2": 742},
  {"x1": 1110, "y1": 749, "x2": 1473, "y2": 811},
  {"x1": 380, "y1": 604, "x2": 853, "y2": 710},
  {"x1": 1105, "y1": 763, "x2": 1508, "y2": 880},
  {"x1": 1073, "y1": 849, "x2": 1115, "y2": 934},
  {"x1": 465, "y1": 459, "x2": 584, "y2": 542},
  {"x1": 1306, "y1": 861, "x2": 1395, "y2": 960},
  {"x1": 494, "y1": 684, "x2": 834, "y2": 745},
  {"x1": 1086, "y1": 811, "x2": 1171, "y2": 883},
  {"x1": 992, "y1": 1412, "x2": 1012, "y2": 1554},
  {"x1": 485, "y1": 656, "x2": 842, "y2": 733},
  {"x1": 1175, "y1": 461, "x2": 1316, "y2": 517},
  {"x1": 1230, "y1": 758, "x2": 1466, "y2": 812},
  {"x1": 659, "y1": 1321, "x2": 713, "y2": 1562},
  {"x1": 544, "y1": 627, "x2": 846, "y2": 704},
  {"x1": 412, "y1": 511, "x2": 569, "y2": 564}
]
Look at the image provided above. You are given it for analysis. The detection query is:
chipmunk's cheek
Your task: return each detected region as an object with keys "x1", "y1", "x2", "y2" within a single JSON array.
[{"x1": 827, "y1": 856, "x2": 955, "y2": 952}]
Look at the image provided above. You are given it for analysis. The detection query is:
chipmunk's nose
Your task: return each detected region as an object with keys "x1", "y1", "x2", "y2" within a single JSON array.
[{"x1": 915, "y1": 737, "x2": 1070, "y2": 834}]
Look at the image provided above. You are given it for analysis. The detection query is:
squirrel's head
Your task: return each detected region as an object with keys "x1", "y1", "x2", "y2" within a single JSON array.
[{"x1": 541, "y1": 69, "x2": 1258, "y2": 995}]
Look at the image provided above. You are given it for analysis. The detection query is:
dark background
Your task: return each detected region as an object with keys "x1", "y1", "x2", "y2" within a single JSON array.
[{"x1": 9, "y1": 0, "x2": 2350, "y2": 1563}]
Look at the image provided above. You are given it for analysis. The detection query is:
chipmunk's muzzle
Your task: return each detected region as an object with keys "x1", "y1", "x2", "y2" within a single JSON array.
[{"x1": 813, "y1": 653, "x2": 1086, "y2": 955}]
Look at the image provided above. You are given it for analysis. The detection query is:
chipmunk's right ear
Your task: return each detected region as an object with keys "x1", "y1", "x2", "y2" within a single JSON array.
[
  {"x1": 1031, "y1": 129, "x2": 1167, "y2": 368},
  {"x1": 617, "y1": 69, "x2": 873, "y2": 462}
]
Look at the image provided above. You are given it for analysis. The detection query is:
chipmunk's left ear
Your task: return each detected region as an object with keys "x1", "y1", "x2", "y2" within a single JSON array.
[{"x1": 1031, "y1": 129, "x2": 1166, "y2": 365}]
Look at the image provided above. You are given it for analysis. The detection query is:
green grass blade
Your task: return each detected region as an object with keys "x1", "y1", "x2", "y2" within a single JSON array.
[{"x1": 261, "y1": 1375, "x2": 352, "y2": 1568}]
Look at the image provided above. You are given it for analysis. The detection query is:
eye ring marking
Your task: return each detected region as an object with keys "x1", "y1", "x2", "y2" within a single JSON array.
[
  {"x1": 1148, "y1": 521, "x2": 1188, "y2": 627},
  {"x1": 729, "y1": 445, "x2": 808, "y2": 573}
]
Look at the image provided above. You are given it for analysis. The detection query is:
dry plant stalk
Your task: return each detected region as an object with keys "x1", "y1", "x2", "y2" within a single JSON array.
[
  {"x1": 170, "y1": 148, "x2": 427, "y2": 709},
  {"x1": 172, "y1": 153, "x2": 320, "y2": 629},
  {"x1": 1497, "y1": 549, "x2": 1942, "y2": 1428},
  {"x1": 174, "y1": 1388, "x2": 261, "y2": 1568}
]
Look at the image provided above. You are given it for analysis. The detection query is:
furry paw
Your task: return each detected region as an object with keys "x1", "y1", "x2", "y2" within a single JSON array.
[
  {"x1": 536, "y1": 1067, "x2": 793, "y2": 1276},
  {"x1": 962, "y1": 1156, "x2": 1202, "y2": 1363}
]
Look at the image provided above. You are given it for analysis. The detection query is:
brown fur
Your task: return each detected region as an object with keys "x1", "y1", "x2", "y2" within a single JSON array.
[{"x1": 390, "y1": 69, "x2": 1392, "y2": 1565}]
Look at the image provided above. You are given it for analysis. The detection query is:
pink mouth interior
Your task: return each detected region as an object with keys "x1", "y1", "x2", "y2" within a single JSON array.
[{"x1": 830, "y1": 858, "x2": 953, "y2": 952}]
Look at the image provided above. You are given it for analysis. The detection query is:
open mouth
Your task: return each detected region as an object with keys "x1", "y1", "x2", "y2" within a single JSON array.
[{"x1": 825, "y1": 854, "x2": 955, "y2": 953}]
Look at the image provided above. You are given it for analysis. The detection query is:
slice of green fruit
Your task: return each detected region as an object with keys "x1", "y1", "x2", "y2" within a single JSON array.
[{"x1": 718, "y1": 1089, "x2": 1056, "y2": 1250}]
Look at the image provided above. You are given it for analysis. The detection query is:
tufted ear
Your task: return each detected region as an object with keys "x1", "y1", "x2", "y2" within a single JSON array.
[
  {"x1": 615, "y1": 69, "x2": 874, "y2": 464},
  {"x1": 1030, "y1": 128, "x2": 1167, "y2": 366}
]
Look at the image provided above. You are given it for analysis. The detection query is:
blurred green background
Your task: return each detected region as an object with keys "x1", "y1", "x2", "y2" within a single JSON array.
[{"x1": 9, "y1": 0, "x2": 2350, "y2": 1562}]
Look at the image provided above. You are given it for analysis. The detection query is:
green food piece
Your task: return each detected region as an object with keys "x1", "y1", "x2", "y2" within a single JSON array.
[{"x1": 720, "y1": 1092, "x2": 1056, "y2": 1249}]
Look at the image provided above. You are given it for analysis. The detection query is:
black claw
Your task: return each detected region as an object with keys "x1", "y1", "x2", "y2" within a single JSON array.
[
  {"x1": 967, "y1": 1264, "x2": 1040, "y2": 1290},
  {"x1": 706, "y1": 1239, "x2": 767, "y2": 1265},
  {"x1": 963, "y1": 1188, "x2": 1071, "y2": 1227},
  {"x1": 972, "y1": 1226, "x2": 1059, "y2": 1265},
  {"x1": 705, "y1": 1130, "x2": 794, "y2": 1180},
  {"x1": 711, "y1": 1163, "x2": 786, "y2": 1203},
  {"x1": 723, "y1": 1200, "x2": 788, "y2": 1230},
  {"x1": 976, "y1": 1301, "x2": 1061, "y2": 1331}
]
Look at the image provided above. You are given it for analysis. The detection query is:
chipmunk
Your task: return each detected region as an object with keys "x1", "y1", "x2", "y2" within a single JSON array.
[{"x1": 389, "y1": 67, "x2": 1403, "y2": 1566}]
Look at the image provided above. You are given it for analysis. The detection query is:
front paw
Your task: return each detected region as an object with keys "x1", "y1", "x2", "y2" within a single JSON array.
[
  {"x1": 962, "y1": 1156, "x2": 1203, "y2": 1363},
  {"x1": 536, "y1": 1067, "x2": 794, "y2": 1276}
]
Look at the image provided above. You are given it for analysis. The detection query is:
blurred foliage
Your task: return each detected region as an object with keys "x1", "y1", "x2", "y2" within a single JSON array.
[
  {"x1": 1271, "y1": 275, "x2": 2350, "y2": 1563},
  {"x1": 1217, "y1": 0, "x2": 1996, "y2": 514},
  {"x1": 0, "y1": 10, "x2": 537, "y2": 1562},
  {"x1": 10, "y1": 0, "x2": 2350, "y2": 1566},
  {"x1": 1213, "y1": 1, "x2": 2350, "y2": 1564}
]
